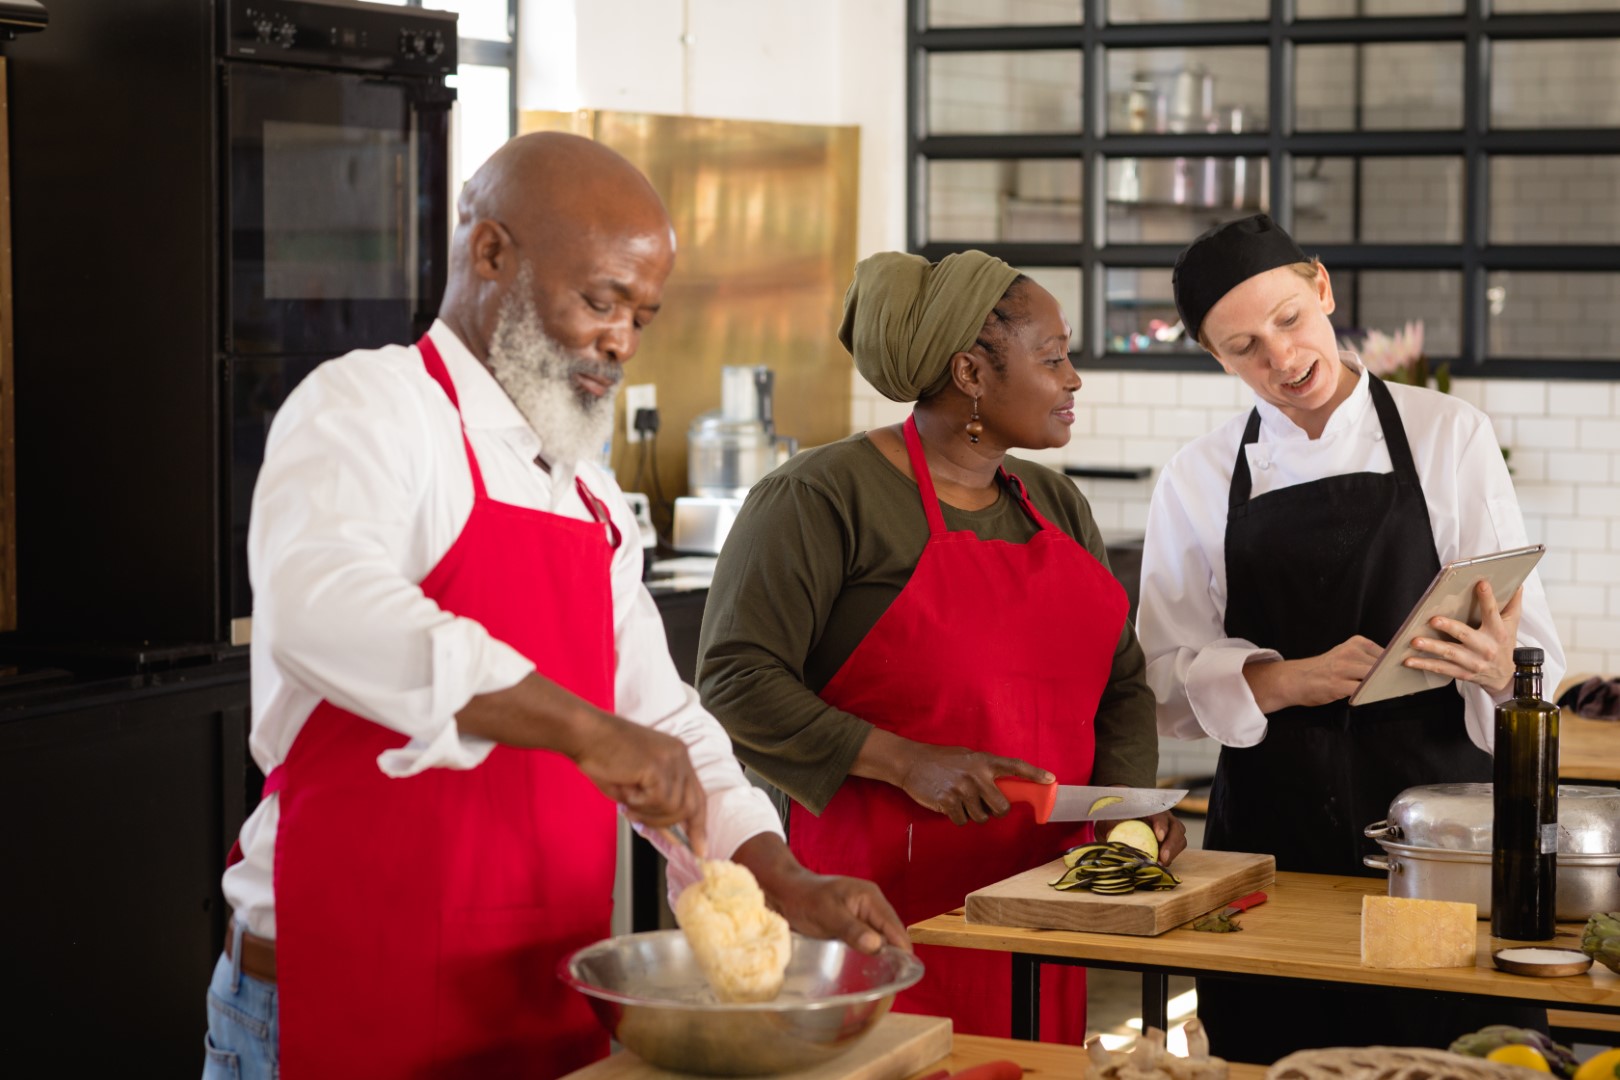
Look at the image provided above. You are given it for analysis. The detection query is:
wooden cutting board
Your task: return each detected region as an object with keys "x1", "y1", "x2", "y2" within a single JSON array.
[
  {"x1": 560, "y1": 1012, "x2": 952, "y2": 1080},
  {"x1": 966, "y1": 848, "x2": 1275, "y2": 936}
]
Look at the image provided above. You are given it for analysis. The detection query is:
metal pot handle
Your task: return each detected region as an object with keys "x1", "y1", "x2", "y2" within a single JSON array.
[
  {"x1": 1364, "y1": 853, "x2": 1400, "y2": 874},
  {"x1": 1363, "y1": 820, "x2": 1402, "y2": 841}
]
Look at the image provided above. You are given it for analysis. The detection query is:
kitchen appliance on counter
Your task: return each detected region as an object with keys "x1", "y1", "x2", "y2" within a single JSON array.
[
  {"x1": 671, "y1": 365, "x2": 796, "y2": 554},
  {"x1": 1364, "y1": 782, "x2": 1620, "y2": 919},
  {"x1": 6, "y1": 0, "x2": 454, "y2": 659}
]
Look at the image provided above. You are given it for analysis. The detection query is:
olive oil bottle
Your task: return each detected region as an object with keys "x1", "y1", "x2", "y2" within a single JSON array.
[{"x1": 1491, "y1": 647, "x2": 1559, "y2": 941}]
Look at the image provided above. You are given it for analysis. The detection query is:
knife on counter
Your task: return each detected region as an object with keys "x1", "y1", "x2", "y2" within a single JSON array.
[{"x1": 993, "y1": 779, "x2": 1187, "y2": 824}]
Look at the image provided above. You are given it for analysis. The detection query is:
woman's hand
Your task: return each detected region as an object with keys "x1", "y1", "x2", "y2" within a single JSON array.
[
  {"x1": 1142, "y1": 810, "x2": 1188, "y2": 866},
  {"x1": 851, "y1": 728, "x2": 1053, "y2": 826},
  {"x1": 1243, "y1": 635, "x2": 1383, "y2": 712},
  {"x1": 1405, "y1": 581, "x2": 1523, "y2": 694}
]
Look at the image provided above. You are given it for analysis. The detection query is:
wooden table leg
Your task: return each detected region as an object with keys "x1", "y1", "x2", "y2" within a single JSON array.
[{"x1": 1011, "y1": 953, "x2": 1041, "y2": 1040}]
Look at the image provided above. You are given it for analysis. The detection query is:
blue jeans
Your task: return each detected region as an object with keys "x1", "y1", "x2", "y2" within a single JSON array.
[{"x1": 201, "y1": 921, "x2": 279, "y2": 1080}]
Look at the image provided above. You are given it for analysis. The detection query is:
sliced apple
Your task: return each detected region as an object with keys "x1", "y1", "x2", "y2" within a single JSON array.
[{"x1": 1106, "y1": 819, "x2": 1160, "y2": 862}]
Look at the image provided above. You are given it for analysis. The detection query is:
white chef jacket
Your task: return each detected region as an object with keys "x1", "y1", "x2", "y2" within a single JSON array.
[
  {"x1": 1138, "y1": 354, "x2": 1564, "y2": 754},
  {"x1": 222, "y1": 320, "x2": 782, "y2": 938}
]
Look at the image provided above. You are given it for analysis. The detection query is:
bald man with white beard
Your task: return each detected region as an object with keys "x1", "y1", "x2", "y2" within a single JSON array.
[{"x1": 205, "y1": 132, "x2": 907, "y2": 1080}]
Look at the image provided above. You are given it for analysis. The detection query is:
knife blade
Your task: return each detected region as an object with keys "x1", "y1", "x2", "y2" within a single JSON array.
[{"x1": 994, "y1": 779, "x2": 1187, "y2": 824}]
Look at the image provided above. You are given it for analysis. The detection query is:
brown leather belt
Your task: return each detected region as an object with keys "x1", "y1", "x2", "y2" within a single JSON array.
[{"x1": 225, "y1": 924, "x2": 278, "y2": 985}]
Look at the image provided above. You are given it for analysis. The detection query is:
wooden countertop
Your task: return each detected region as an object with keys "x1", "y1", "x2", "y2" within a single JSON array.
[
  {"x1": 1560, "y1": 708, "x2": 1620, "y2": 782},
  {"x1": 910, "y1": 871, "x2": 1620, "y2": 1009},
  {"x1": 906, "y1": 1034, "x2": 1268, "y2": 1078}
]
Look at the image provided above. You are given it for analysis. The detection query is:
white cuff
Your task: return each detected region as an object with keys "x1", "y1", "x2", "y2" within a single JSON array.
[
  {"x1": 376, "y1": 718, "x2": 497, "y2": 777},
  {"x1": 1186, "y1": 640, "x2": 1282, "y2": 748}
]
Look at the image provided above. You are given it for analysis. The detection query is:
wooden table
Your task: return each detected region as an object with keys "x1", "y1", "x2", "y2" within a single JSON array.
[
  {"x1": 909, "y1": 871, "x2": 1620, "y2": 1043},
  {"x1": 904, "y1": 1034, "x2": 1268, "y2": 1078},
  {"x1": 1560, "y1": 709, "x2": 1620, "y2": 783}
]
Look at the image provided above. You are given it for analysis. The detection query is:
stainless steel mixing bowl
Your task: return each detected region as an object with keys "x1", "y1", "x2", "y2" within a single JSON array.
[{"x1": 559, "y1": 930, "x2": 925, "y2": 1076}]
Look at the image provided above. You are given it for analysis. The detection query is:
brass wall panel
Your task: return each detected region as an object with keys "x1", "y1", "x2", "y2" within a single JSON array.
[{"x1": 518, "y1": 110, "x2": 859, "y2": 525}]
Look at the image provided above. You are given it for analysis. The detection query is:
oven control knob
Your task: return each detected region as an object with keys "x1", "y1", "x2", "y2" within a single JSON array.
[
  {"x1": 427, "y1": 31, "x2": 445, "y2": 58},
  {"x1": 274, "y1": 21, "x2": 297, "y2": 48},
  {"x1": 254, "y1": 18, "x2": 275, "y2": 43}
]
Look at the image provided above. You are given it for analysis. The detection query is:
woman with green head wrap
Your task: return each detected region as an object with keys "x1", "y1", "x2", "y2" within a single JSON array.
[{"x1": 696, "y1": 250, "x2": 1180, "y2": 1041}]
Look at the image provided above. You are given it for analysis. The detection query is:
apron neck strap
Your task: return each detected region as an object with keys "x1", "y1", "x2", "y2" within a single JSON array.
[
  {"x1": 1366, "y1": 374, "x2": 1420, "y2": 482},
  {"x1": 1229, "y1": 407, "x2": 1263, "y2": 510},
  {"x1": 418, "y1": 333, "x2": 489, "y2": 502},
  {"x1": 902, "y1": 414, "x2": 949, "y2": 536},
  {"x1": 573, "y1": 476, "x2": 623, "y2": 551}
]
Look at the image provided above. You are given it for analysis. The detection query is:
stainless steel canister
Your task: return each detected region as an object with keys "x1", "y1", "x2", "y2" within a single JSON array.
[{"x1": 1363, "y1": 783, "x2": 1620, "y2": 919}]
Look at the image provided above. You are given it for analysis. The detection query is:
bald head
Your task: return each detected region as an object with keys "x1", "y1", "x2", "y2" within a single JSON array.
[{"x1": 440, "y1": 131, "x2": 677, "y2": 369}]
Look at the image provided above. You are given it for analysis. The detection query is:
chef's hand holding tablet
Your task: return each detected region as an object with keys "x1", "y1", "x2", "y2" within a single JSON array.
[
  {"x1": 1403, "y1": 579, "x2": 1525, "y2": 693},
  {"x1": 1244, "y1": 635, "x2": 1385, "y2": 712}
]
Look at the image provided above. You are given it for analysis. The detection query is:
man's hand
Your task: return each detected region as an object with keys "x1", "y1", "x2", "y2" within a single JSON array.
[
  {"x1": 457, "y1": 674, "x2": 708, "y2": 853},
  {"x1": 1243, "y1": 635, "x2": 1383, "y2": 712},
  {"x1": 1406, "y1": 581, "x2": 1523, "y2": 695},
  {"x1": 731, "y1": 834, "x2": 911, "y2": 954},
  {"x1": 853, "y1": 728, "x2": 1053, "y2": 826},
  {"x1": 573, "y1": 713, "x2": 708, "y2": 854}
]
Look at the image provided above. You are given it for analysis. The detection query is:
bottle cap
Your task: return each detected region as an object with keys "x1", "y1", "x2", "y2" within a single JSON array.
[{"x1": 1513, "y1": 647, "x2": 1544, "y2": 665}]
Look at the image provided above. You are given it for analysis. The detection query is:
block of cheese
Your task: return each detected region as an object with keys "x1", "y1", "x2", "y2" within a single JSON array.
[{"x1": 1360, "y1": 895, "x2": 1478, "y2": 969}]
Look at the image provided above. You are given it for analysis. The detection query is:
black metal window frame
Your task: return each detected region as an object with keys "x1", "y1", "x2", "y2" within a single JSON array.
[
  {"x1": 399, "y1": 0, "x2": 518, "y2": 139},
  {"x1": 908, "y1": 0, "x2": 1620, "y2": 379}
]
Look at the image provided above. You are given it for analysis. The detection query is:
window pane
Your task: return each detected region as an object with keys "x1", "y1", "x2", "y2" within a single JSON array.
[
  {"x1": 1491, "y1": 157, "x2": 1620, "y2": 244},
  {"x1": 1105, "y1": 268, "x2": 1190, "y2": 354},
  {"x1": 928, "y1": 0, "x2": 1081, "y2": 25},
  {"x1": 1022, "y1": 267, "x2": 1084, "y2": 340},
  {"x1": 1297, "y1": 0, "x2": 1459, "y2": 14},
  {"x1": 927, "y1": 51, "x2": 1082, "y2": 135},
  {"x1": 1108, "y1": 0, "x2": 1266, "y2": 21},
  {"x1": 451, "y1": 64, "x2": 511, "y2": 190},
  {"x1": 926, "y1": 159, "x2": 1083, "y2": 243},
  {"x1": 429, "y1": 0, "x2": 510, "y2": 42},
  {"x1": 1492, "y1": 40, "x2": 1620, "y2": 129},
  {"x1": 1291, "y1": 156, "x2": 1462, "y2": 244},
  {"x1": 1493, "y1": 0, "x2": 1620, "y2": 11},
  {"x1": 1488, "y1": 272, "x2": 1620, "y2": 360},
  {"x1": 1106, "y1": 47, "x2": 1268, "y2": 134},
  {"x1": 1105, "y1": 157, "x2": 1269, "y2": 243},
  {"x1": 1330, "y1": 271, "x2": 1462, "y2": 357},
  {"x1": 1296, "y1": 43, "x2": 1464, "y2": 131}
]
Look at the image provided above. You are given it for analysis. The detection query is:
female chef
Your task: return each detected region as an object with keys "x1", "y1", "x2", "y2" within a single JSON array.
[
  {"x1": 1137, "y1": 213, "x2": 1563, "y2": 1061},
  {"x1": 696, "y1": 250, "x2": 1182, "y2": 1042}
]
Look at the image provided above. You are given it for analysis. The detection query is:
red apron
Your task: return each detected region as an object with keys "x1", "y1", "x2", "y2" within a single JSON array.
[
  {"x1": 269, "y1": 334, "x2": 620, "y2": 1077},
  {"x1": 789, "y1": 415, "x2": 1127, "y2": 1043}
]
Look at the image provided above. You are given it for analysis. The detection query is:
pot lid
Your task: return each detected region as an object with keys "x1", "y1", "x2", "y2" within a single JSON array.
[{"x1": 1374, "y1": 782, "x2": 1620, "y2": 854}]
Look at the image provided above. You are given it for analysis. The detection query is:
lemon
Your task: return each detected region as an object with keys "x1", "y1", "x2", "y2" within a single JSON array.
[
  {"x1": 1574, "y1": 1048, "x2": 1620, "y2": 1080},
  {"x1": 1487, "y1": 1045, "x2": 1551, "y2": 1072}
]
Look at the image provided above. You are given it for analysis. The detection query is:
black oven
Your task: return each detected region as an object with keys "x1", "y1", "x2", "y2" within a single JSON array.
[
  {"x1": 221, "y1": 0, "x2": 456, "y2": 631},
  {"x1": 5, "y1": 0, "x2": 456, "y2": 659}
]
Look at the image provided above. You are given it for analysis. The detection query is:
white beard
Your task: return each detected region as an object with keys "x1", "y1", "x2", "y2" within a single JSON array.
[{"x1": 485, "y1": 286, "x2": 621, "y2": 466}]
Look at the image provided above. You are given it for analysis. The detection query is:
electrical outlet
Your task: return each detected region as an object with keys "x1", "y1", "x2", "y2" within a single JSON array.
[{"x1": 624, "y1": 384, "x2": 657, "y2": 443}]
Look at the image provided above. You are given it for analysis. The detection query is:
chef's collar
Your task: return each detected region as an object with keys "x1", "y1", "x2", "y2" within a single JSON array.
[
  {"x1": 1173, "y1": 214, "x2": 1310, "y2": 342},
  {"x1": 1252, "y1": 352, "x2": 1370, "y2": 441}
]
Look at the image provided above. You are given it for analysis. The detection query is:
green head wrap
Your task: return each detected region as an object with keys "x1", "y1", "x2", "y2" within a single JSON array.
[{"x1": 837, "y1": 250, "x2": 1022, "y2": 403}]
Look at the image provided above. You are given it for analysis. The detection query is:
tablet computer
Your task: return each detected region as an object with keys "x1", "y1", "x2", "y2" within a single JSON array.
[{"x1": 1348, "y1": 543, "x2": 1546, "y2": 708}]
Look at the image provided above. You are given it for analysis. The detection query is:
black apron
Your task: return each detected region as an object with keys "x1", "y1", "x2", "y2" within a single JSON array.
[{"x1": 1195, "y1": 374, "x2": 1541, "y2": 1063}]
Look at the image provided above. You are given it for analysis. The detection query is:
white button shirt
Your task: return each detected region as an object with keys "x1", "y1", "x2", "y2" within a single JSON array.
[
  {"x1": 223, "y1": 321, "x2": 782, "y2": 938},
  {"x1": 1138, "y1": 355, "x2": 1564, "y2": 754}
]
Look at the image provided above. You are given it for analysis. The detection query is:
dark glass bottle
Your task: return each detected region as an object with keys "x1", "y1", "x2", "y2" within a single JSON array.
[{"x1": 1491, "y1": 646, "x2": 1560, "y2": 941}]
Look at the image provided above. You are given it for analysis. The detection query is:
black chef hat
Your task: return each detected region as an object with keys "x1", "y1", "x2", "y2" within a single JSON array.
[{"x1": 1172, "y1": 214, "x2": 1310, "y2": 344}]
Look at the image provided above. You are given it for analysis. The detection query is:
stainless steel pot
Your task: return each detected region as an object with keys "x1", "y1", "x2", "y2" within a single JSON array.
[{"x1": 1363, "y1": 783, "x2": 1620, "y2": 920}]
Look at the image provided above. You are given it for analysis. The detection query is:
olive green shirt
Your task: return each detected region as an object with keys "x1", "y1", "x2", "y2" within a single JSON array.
[{"x1": 695, "y1": 432, "x2": 1159, "y2": 815}]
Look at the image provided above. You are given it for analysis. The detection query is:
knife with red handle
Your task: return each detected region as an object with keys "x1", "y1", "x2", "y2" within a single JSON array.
[
  {"x1": 1222, "y1": 890, "x2": 1268, "y2": 916},
  {"x1": 912, "y1": 1061, "x2": 1023, "y2": 1080}
]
